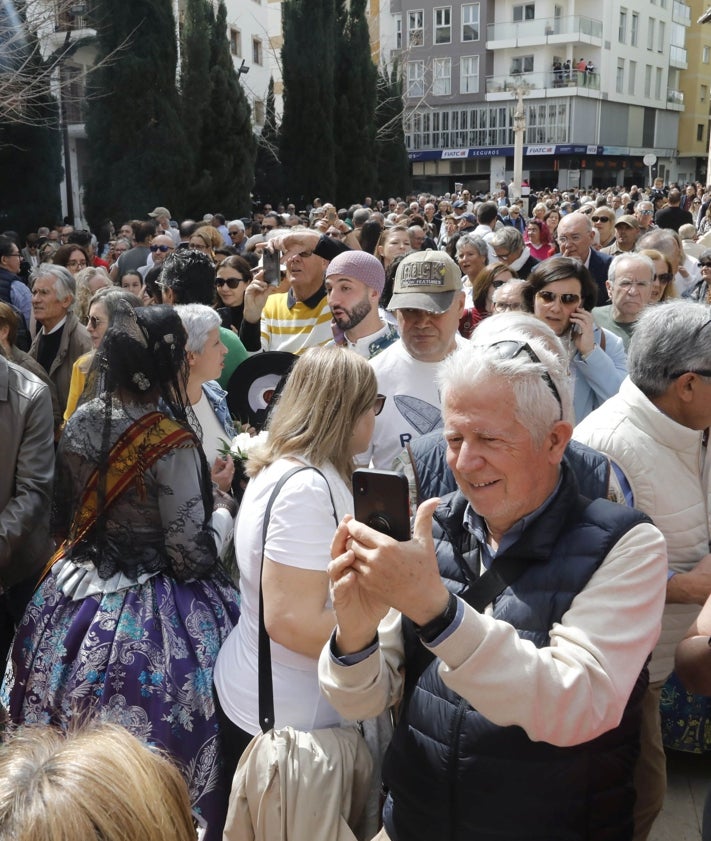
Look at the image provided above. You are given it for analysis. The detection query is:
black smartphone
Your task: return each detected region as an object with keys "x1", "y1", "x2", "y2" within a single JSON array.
[
  {"x1": 352, "y1": 469, "x2": 411, "y2": 541},
  {"x1": 262, "y1": 249, "x2": 281, "y2": 285}
]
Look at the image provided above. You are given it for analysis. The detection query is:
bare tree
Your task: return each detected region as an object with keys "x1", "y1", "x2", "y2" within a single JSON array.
[{"x1": 0, "y1": 0, "x2": 127, "y2": 128}]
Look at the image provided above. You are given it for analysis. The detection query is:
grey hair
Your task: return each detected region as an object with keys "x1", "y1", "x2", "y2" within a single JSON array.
[
  {"x1": 175, "y1": 303, "x2": 222, "y2": 354},
  {"x1": 31, "y1": 263, "x2": 76, "y2": 307},
  {"x1": 608, "y1": 253, "x2": 655, "y2": 286},
  {"x1": 89, "y1": 287, "x2": 142, "y2": 320},
  {"x1": 439, "y1": 313, "x2": 573, "y2": 446},
  {"x1": 353, "y1": 208, "x2": 372, "y2": 226},
  {"x1": 456, "y1": 233, "x2": 488, "y2": 258},
  {"x1": 227, "y1": 219, "x2": 245, "y2": 231},
  {"x1": 628, "y1": 301, "x2": 711, "y2": 398},
  {"x1": 489, "y1": 226, "x2": 524, "y2": 252}
]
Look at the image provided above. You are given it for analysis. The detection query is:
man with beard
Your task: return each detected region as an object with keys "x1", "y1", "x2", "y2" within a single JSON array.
[{"x1": 325, "y1": 250, "x2": 399, "y2": 359}]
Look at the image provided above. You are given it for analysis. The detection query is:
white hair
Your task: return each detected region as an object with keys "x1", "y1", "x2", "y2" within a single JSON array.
[{"x1": 175, "y1": 303, "x2": 221, "y2": 354}]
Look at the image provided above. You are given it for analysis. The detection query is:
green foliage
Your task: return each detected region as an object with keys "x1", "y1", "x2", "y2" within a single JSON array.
[
  {"x1": 374, "y1": 61, "x2": 410, "y2": 199},
  {"x1": 280, "y1": 0, "x2": 336, "y2": 205},
  {"x1": 254, "y1": 77, "x2": 283, "y2": 207},
  {"x1": 83, "y1": 0, "x2": 191, "y2": 230},
  {"x1": 333, "y1": 0, "x2": 377, "y2": 207}
]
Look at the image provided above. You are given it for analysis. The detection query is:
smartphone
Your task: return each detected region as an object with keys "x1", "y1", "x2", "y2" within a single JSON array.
[
  {"x1": 262, "y1": 249, "x2": 281, "y2": 286},
  {"x1": 353, "y1": 469, "x2": 411, "y2": 542}
]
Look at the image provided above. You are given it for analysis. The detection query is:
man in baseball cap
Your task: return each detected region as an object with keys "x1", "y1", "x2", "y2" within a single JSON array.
[
  {"x1": 147, "y1": 207, "x2": 179, "y2": 245},
  {"x1": 325, "y1": 250, "x2": 399, "y2": 358},
  {"x1": 359, "y1": 250, "x2": 465, "y2": 469}
]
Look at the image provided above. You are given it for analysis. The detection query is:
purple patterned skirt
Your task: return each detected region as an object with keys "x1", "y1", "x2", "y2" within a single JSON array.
[{"x1": 3, "y1": 568, "x2": 240, "y2": 841}]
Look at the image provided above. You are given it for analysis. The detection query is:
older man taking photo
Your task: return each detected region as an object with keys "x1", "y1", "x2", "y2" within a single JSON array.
[{"x1": 320, "y1": 325, "x2": 667, "y2": 841}]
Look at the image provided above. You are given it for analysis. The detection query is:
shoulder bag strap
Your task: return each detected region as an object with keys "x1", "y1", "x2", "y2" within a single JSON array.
[{"x1": 258, "y1": 465, "x2": 338, "y2": 733}]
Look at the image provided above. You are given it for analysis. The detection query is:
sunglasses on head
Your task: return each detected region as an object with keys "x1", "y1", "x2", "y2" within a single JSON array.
[
  {"x1": 537, "y1": 289, "x2": 581, "y2": 305},
  {"x1": 150, "y1": 244, "x2": 172, "y2": 253},
  {"x1": 216, "y1": 276, "x2": 246, "y2": 288}
]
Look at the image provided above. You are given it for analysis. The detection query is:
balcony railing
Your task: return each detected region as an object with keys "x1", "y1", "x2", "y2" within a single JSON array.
[
  {"x1": 486, "y1": 69, "x2": 600, "y2": 95},
  {"x1": 486, "y1": 15, "x2": 602, "y2": 44},
  {"x1": 670, "y1": 44, "x2": 688, "y2": 68},
  {"x1": 666, "y1": 88, "x2": 684, "y2": 106},
  {"x1": 672, "y1": 1, "x2": 691, "y2": 26}
]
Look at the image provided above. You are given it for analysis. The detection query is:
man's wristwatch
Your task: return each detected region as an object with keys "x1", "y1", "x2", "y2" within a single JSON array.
[{"x1": 413, "y1": 592, "x2": 458, "y2": 644}]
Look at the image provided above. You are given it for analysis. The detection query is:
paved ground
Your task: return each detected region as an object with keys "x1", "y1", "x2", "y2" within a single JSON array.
[{"x1": 650, "y1": 750, "x2": 711, "y2": 841}]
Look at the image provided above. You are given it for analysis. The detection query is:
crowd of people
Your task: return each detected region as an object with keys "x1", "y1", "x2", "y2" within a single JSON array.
[{"x1": 1, "y1": 179, "x2": 711, "y2": 841}]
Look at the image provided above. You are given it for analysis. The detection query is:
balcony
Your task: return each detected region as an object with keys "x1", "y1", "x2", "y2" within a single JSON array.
[
  {"x1": 485, "y1": 69, "x2": 600, "y2": 100},
  {"x1": 672, "y1": 1, "x2": 691, "y2": 27},
  {"x1": 670, "y1": 44, "x2": 688, "y2": 69},
  {"x1": 666, "y1": 88, "x2": 685, "y2": 110},
  {"x1": 486, "y1": 15, "x2": 602, "y2": 50}
]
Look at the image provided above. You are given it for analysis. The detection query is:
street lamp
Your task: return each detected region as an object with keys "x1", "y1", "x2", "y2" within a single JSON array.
[{"x1": 511, "y1": 82, "x2": 530, "y2": 205}]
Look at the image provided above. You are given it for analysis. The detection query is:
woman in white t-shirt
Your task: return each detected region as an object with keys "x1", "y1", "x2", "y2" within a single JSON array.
[
  {"x1": 214, "y1": 346, "x2": 383, "y2": 767},
  {"x1": 176, "y1": 304, "x2": 235, "y2": 492}
]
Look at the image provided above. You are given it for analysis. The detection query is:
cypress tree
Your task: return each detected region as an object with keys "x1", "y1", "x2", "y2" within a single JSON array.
[
  {"x1": 180, "y1": 0, "x2": 213, "y2": 214},
  {"x1": 205, "y1": 1, "x2": 255, "y2": 216},
  {"x1": 280, "y1": 0, "x2": 336, "y2": 206},
  {"x1": 0, "y1": 12, "x2": 62, "y2": 234},
  {"x1": 333, "y1": 0, "x2": 376, "y2": 207},
  {"x1": 83, "y1": 0, "x2": 191, "y2": 230},
  {"x1": 374, "y1": 61, "x2": 410, "y2": 198},
  {"x1": 253, "y1": 77, "x2": 283, "y2": 208}
]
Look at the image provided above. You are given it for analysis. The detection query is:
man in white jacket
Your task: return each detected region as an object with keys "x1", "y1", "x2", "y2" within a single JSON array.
[{"x1": 574, "y1": 300, "x2": 711, "y2": 841}]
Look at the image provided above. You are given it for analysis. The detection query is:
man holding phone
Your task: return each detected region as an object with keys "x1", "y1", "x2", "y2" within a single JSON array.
[{"x1": 319, "y1": 333, "x2": 667, "y2": 841}]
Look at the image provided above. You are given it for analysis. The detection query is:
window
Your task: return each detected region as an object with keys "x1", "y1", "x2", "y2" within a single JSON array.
[
  {"x1": 655, "y1": 67, "x2": 662, "y2": 99},
  {"x1": 406, "y1": 60, "x2": 425, "y2": 97},
  {"x1": 704, "y1": 46, "x2": 711, "y2": 63},
  {"x1": 394, "y1": 14, "x2": 402, "y2": 49},
  {"x1": 644, "y1": 64, "x2": 652, "y2": 97},
  {"x1": 698, "y1": 124, "x2": 705, "y2": 142},
  {"x1": 408, "y1": 10, "x2": 424, "y2": 47},
  {"x1": 631, "y1": 13, "x2": 639, "y2": 46},
  {"x1": 462, "y1": 4, "x2": 480, "y2": 41},
  {"x1": 513, "y1": 3, "x2": 535, "y2": 22},
  {"x1": 658, "y1": 21, "x2": 665, "y2": 52},
  {"x1": 254, "y1": 99, "x2": 265, "y2": 125},
  {"x1": 647, "y1": 18, "x2": 655, "y2": 51},
  {"x1": 619, "y1": 9, "x2": 627, "y2": 43},
  {"x1": 628, "y1": 60, "x2": 636, "y2": 95},
  {"x1": 702, "y1": 84, "x2": 708, "y2": 102},
  {"x1": 229, "y1": 28, "x2": 241, "y2": 57},
  {"x1": 252, "y1": 37, "x2": 262, "y2": 65},
  {"x1": 433, "y1": 57, "x2": 451, "y2": 95},
  {"x1": 616, "y1": 58, "x2": 624, "y2": 93},
  {"x1": 460, "y1": 55, "x2": 479, "y2": 94},
  {"x1": 511, "y1": 55, "x2": 534, "y2": 74},
  {"x1": 434, "y1": 7, "x2": 451, "y2": 44}
]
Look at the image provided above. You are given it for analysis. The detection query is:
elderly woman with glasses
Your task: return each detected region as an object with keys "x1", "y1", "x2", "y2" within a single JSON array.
[
  {"x1": 521, "y1": 256, "x2": 627, "y2": 422},
  {"x1": 691, "y1": 248, "x2": 711, "y2": 304}
]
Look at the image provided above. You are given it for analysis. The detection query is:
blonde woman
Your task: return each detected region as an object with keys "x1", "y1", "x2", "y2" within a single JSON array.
[
  {"x1": 214, "y1": 347, "x2": 382, "y2": 765},
  {"x1": 0, "y1": 721, "x2": 196, "y2": 841},
  {"x1": 72, "y1": 266, "x2": 111, "y2": 324}
]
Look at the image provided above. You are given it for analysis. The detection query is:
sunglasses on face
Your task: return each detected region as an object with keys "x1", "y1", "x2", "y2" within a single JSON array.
[
  {"x1": 150, "y1": 244, "x2": 172, "y2": 253},
  {"x1": 537, "y1": 289, "x2": 581, "y2": 305},
  {"x1": 591, "y1": 216, "x2": 613, "y2": 223},
  {"x1": 216, "y1": 276, "x2": 246, "y2": 288},
  {"x1": 373, "y1": 394, "x2": 386, "y2": 416},
  {"x1": 86, "y1": 315, "x2": 106, "y2": 329},
  {"x1": 655, "y1": 273, "x2": 673, "y2": 283},
  {"x1": 699, "y1": 262, "x2": 711, "y2": 268}
]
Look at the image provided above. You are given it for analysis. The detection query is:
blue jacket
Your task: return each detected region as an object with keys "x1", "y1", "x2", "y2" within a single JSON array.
[
  {"x1": 202, "y1": 379, "x2": 235, "y2": 438},
  {"x1": 382, "y1": 464, "x2": 649, "y2": 841}
]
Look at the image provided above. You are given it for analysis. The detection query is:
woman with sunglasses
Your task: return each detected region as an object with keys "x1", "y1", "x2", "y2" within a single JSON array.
[
  {"x1": 638, "y1": 248, "x2": 678, "y2": 303},
  {"x1": 215, "y1": 255, "x2": 252, "y2": 332},
  {"x1": 522, "y1": 256, "x2": 627, "y2": 422},
  {"x1": 214, "y1": 347, "x2": 382, "y2": 768},
  {"x1": 691, "y1": 248, "x2": 711, "y2": 304}
]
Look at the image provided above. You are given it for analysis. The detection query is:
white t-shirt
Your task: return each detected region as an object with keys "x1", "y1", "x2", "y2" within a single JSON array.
[
  {"x1": 362, "y1": 335, "x2": 468, "y2": 469},
  {"x1": 214, "y1": 458, "x2": 353, "y2": 734}
]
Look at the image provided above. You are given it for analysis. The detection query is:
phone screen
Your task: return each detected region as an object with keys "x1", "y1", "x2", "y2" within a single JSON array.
[{"x1": 262, "y1": 250, "x2": 281, "y2": 285}]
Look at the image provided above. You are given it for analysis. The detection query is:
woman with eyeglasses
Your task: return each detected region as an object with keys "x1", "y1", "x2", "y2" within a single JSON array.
[
  {"x1": 189, "y1": 226, "x2": 222, "y2": 263},
  {"x1": 522, "y1": 256, "x2": 627, "y2": 422},
  {"x1": 215, "y1": 255, "x2": 252, "y2": 332},
  {"x1": 214, "y1": 347, "x2": 382, "y2": 768},
  {"x1": 52, "y1": 244, "x2": 89, "y2": 275},
  {"x1": 638, "y1": 248, "x2": 678, "y2": 303},
  {"x1": 63, "y1": 287, "x2": 143, "y2": 422}
]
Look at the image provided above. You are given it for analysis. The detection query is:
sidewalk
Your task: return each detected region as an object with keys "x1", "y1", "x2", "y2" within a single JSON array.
[{"x1": 650, "y1": 750, "x2": 711, "y2": 841}]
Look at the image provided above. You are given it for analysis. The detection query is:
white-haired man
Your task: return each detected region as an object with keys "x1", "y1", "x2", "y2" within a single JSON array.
[{"x1": 320, "y1": 326, "x2": 666, "y2": 841}]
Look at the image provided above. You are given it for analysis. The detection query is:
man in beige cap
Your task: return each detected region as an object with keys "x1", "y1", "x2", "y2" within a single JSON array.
[
  {"x1": 600, "y1": 215, "x2": 641, "y2": 256},
  {"x1": 148, "y1": 206, "x2": 179, "y2": 245},
  {"x1": 359, "y1": 250, "x2": 465, "y2": 468}
]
